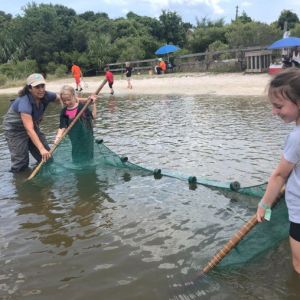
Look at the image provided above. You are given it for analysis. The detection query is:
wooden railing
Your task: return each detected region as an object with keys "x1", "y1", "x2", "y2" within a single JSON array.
[{"x1": 106, "y1": 45, "x2": 274, "y2": 74}]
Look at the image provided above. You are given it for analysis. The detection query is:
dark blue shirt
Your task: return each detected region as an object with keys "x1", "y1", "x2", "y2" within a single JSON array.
[{"x1": 11, "y1": 91, "x2": 57, "y2": 124}]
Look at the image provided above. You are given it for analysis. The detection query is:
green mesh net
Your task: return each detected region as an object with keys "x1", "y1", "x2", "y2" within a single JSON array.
[
  {"x1": 37, "y1": 137, "x2": 268, "y2": 198},
  {"x1": 34, "y1": 135, "x2": 288, "y2": 268},
  {"x1": 219, "y1": 200, "x2": 289, "y2": 267}
]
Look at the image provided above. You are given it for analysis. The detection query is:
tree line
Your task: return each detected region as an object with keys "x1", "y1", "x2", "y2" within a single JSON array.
[{"x1": 0, "y1": 3, "x2": 300, "y2": 82}]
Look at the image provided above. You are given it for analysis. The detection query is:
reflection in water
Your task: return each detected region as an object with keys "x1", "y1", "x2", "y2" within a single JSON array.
[
  {"x1": 0, "y1": 94, "x2": 297, "y2": 299},
  {"x1": 14, "y1": 168, "x2": 115, "y2": 250}
]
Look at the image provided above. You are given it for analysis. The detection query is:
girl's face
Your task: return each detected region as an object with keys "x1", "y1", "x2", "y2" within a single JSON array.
[
  {"x1": 270, "y1": 95, "x2": 300, "y2": 124},
  {"x1": 61, "y1": 92, "x2": 76, "y2": 107}
]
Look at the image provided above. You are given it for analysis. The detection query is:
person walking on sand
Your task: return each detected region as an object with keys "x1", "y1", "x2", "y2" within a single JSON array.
[
  {"x1": 256, "y1": 68, "x2": 300, "y2": 274},
  {"x1": 2, "y1": 73, "x2": 62, "y2": 173},
  {"x1": 125, "y1": 62, "x2": 133, "y2": 89},
  {"x1": 105, "y1": 67, "x2": 114, "y2": 95},
  {"x1": 71, "y1": 63, "x2": 83, "y2": 91}
]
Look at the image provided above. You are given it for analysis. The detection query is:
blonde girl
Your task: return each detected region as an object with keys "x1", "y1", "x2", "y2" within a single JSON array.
[{"x1": 54, "y1": 85, "x2": 96, "y2": 163}]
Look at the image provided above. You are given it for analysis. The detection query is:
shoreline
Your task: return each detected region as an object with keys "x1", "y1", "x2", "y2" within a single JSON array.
[{"x1": 0, "y1": 72, "x2": 271, "y2": 97}]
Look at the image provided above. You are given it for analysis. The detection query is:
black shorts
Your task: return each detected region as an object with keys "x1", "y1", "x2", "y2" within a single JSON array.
[
  {"x1": 108, "y1": 82, "x2": 113, "y2": 88},
  {"x1": 289, "y1": 222, "x2": 300, "y2": 242}
]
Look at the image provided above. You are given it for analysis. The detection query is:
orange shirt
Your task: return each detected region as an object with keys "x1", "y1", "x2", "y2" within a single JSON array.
[
  {"x1": 71, "y1": 65, "x2": 81, "y2": 78},
  {"x1": 159, "y1": 61, "x2": 166, "y2": 71}
]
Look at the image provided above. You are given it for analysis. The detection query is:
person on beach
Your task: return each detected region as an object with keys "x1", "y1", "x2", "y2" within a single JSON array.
[
  {"x1": 159, "y1": 58, "x2": 167, "y2": 74},
  {"x1": 71, "y1": 63, "x2": 83, "y2": 91},
  {"x1": 125, "y1": 62, "x2": 133, "y2": 89},
  {"x1": 2, "y1": 73, "x2": 62, "y2": 173},
  {"x1": 54, "y1": 85, "x2": 97, "y2": 163},
  {"x1": 104, "y1": 67, "x2": 114, "y2": 95},
  {"x1": 256, "y1": 68, "x2": 300, "y2": 274}
]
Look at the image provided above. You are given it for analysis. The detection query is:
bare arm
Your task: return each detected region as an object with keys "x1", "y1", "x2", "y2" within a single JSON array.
[
  {"x1": 257, "y1": 155, "x2": 294, "y2": 222},
  {"x1": 21, "y1": 113, "x2": 51, "y2": 161},
  {"x1": 54, "y1": 128, "x2": 66, "y2": 145}
]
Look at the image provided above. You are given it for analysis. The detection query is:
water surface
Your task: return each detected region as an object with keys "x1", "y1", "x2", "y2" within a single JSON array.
[{"x1": 0, "y1": 93, "x2": 299, "y2": 300}]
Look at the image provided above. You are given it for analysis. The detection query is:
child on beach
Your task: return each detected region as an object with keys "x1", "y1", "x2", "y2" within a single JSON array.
[
  {"x1": 256, "y1": 68, "x2": 300, "y2": 274},
  {"x1": 125, "y1": 62, "x2": 133, "y2": 89},
  {"x1": 71, "y1": 63, "x2": 83, "y2": 91},
  {"x1": 105, "y1": 67, "x2": 114, "y2": 95},
  {"x1": 54, "y1": 85, "x2": 96, "y2": 163}
]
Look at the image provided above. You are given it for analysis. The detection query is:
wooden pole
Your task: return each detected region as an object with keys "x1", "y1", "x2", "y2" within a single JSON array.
[
  {"x1": 27, "y1": 79, "x2": 107, "y2": 180},
  {"x1": 199, "y1": 186, "x2": 285, "y2": 276}
]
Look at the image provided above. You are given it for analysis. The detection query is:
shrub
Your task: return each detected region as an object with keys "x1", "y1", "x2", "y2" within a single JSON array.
[
  {"x1": 0, "y1": 74, "x2": 7, "y2": 86},
  {"x1": 55, "y1": 65, "x2": 67, "y2": 77}
]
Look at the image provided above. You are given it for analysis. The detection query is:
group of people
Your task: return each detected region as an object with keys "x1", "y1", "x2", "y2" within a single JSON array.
[
  {"x1": 282, "y1": 47, "x2": 300, "y2": 68},
  {"x1": 2, "y1": 67, "x2": 300, "y2": 275},
  {"x1": 3, "y1": 73, "x2": 98, "y2": 173},
  {"x1": 71, "y1": 62, "x2": 133, "y2": 95}
]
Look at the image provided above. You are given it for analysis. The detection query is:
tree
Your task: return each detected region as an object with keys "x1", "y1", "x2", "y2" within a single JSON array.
[
  {"x1": 277, "y1": 9, "x2": 299, "y2": 30},
  {"x1": 225, "y1": 21, "x2": 281, "y2": 48},
  {"x1": 236, "y1": 11, "x2": 252, "y2": 24},
  {"x1": 159, "y1": 10, "x2": 190, "y2": 47}
]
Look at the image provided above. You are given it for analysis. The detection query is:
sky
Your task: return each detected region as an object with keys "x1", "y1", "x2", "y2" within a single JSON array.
[{"x1": 2, "y1": 0, "x2": 300, "y2": 25}]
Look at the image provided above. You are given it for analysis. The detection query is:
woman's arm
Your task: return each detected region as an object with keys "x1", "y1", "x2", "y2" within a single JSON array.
[
  {"x1": 257, "y1": 155, "x2": 294, "y2": 222},
  {"x1": 21, "y1": 113, "x2": 51, "y2": 161}
]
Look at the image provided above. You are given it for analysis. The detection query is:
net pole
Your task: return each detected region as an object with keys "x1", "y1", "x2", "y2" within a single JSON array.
[
  {"x1": 198, "y1": 186, "x2": 285, "y2": 276},
  {"x1": 27, "y1": 79, "x2": 107, "y2": 180}
]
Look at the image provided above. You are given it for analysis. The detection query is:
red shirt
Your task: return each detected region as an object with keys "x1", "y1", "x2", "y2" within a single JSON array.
[{"x1": 105, "y1": 71, "x2": 114, "y2": 83}]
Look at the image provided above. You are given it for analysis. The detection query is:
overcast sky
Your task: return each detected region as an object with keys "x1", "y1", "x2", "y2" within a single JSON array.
[{"x1": 2, "y1": 0, "x2": 300, "y2": 25}]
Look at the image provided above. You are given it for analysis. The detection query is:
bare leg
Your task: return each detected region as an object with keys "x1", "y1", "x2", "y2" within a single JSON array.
[{"x1": 290, "y1": 236, "x2": 300, "y2": 274}]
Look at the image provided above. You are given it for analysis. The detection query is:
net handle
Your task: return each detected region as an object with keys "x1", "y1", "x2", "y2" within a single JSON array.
[
  {"x1": 198, "y1": 185, "x2": 285, "y2": 276},
  {"x1": 27, "y1": 79, "x2": 107, "y2": 180}
]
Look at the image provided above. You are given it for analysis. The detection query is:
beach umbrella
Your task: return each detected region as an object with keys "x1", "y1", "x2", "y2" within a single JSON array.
[
  {"x1": 155, "y1": 44, "x2": 180, "y2": 55},
  {"x1": 268, "y1": 37, "x2": 300, "y2": 49}
]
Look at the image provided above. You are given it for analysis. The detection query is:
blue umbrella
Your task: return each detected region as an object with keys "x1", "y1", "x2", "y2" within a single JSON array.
[
  {"x1": 155, "y1": 44, "x2": 180, "y2": 55},
  {"x1": 268, "y1": 37, "x2": 300, "y2": 49}
]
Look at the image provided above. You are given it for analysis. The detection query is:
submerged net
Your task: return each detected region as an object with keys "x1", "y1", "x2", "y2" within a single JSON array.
[
  {"x1": 37, "y1": 137, "x2": 267, "y2": 198},
  {"x1": 34, "y1": 136, "x2": 288, "y2": 267}
]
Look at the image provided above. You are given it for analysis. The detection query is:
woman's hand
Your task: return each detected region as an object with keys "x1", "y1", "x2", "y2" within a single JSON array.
[{"x1": 39, "y1": 147, "x2": 51, "y2": 162}]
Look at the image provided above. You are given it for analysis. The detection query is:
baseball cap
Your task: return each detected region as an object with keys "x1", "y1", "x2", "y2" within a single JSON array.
[{"x1": 26, "y1": 73, "x2": 46, "y2": 87}]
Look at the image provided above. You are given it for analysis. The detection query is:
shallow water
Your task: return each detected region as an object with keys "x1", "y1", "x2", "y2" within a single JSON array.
[{"x1": 0, "y1": 93, "x2": 299, "y2": 300}]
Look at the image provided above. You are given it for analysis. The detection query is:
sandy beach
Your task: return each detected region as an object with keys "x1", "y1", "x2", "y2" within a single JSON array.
[{"x1": 0, "y1": 72, "x2": 271, "y2": 96}]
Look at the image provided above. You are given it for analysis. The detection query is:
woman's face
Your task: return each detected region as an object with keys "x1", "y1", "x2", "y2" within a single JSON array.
[{"x1": 30, "y1": 84, "x2": 46, "y2": 100}]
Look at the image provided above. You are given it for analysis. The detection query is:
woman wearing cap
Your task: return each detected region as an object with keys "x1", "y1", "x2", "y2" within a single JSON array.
[{"x1": 2, "y1": 73, "x2": 62, "y2": 173}]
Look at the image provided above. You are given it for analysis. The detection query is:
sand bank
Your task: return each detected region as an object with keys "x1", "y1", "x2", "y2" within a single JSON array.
[{"x1": 0, "y1": 72, "x2": 271, "y2": 97}]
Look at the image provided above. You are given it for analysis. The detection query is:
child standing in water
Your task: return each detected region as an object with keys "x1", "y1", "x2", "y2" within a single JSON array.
[
  {"x1": 256, "y1": 68, "x2": 300, "y2": 274},
  {"x1": 104, "y1": 67, "x2": 114, "y2": 95},
  {"x1": 54, "y1": 85, "x2": 96, "y2": 163}
]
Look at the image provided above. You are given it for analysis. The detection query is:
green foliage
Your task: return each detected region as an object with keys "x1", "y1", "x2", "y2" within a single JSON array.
[
  {"x1": 235, "y1": 11, "x2": 252, "y2": 24},
  {"x1": 291, "y1": 23, "x2": 300, "y2": 37},
  {"x1": 0, "y1": 3, "x2": 299, "y2": 78},
  {"x1": 225, "y1": 22, "x2": 281, "y2": 48},
  {"x1": 55, "y1": 65, "x2": 67, "y2": 77},
  {"x1": 0, "y1": 60, "x2": 37, "y2": 79},
  {"x1": 188, "y1": 26, "x2": 227, "y2": 53},
  {"x1": 159, "y1": 10, "x2": 189, "y2": 47},
  {"x1": 208, "y1": 41, "x2": 231, "y2": 60},
  {"x1": 0, "y1": 74, "x2": 7, "y2": 86},
  {"x1": 277, "y1": 9, "x2": 299, "y2": 30}
]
